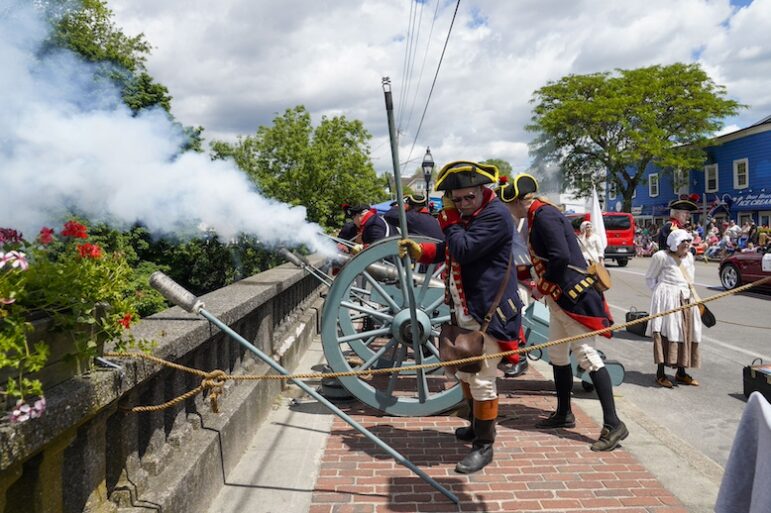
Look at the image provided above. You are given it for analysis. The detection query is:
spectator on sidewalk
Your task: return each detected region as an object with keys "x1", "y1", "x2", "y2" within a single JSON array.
[
  {"x1": 506, "y1": 173, "x2": 628, "y2": 452},
  {"x1": 645, "y1": 229, "x2": 702, "y2": 388}
]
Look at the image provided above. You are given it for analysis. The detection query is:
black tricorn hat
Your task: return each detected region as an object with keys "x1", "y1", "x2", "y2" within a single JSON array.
[
  {"x1": 498, "y1": 173, "x2": 538, "y2": 202},
  {"x1": 435, "y1": 161, "x2": 498, "y2": 191},
  {"x1": 346, "y1": 204, "x2": 370, "y2": 217},
  {"x1": 404, "y1": 193, "x2": 427, "y2": 206},
  {"x1": 668, "y1": 196, "x2": 699, "y2": 211}
]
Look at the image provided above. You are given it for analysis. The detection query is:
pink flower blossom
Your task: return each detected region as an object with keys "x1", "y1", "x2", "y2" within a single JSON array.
[
  {"x1": 10, "y1": 400, "x2": 31, "y2": 423},
  {"x1": 0, "y1": 251, "x2": 29, "y2": 271},
  {"x1": 8, "y1": 397, "x2": 46, "y2": 423}
]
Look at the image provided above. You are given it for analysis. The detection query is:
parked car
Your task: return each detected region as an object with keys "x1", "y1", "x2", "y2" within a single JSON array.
[
  {"x1": 567, "y1": 212, "x2": 636, "y2": 267},
  {"x1": 719, "y1": 246, "x2": 771, "y2": 291}
]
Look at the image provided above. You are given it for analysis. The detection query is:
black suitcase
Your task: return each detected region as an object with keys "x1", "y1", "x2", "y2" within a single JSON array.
[
  {"x1": 625, "y1": 307, "x2": 648, "y2": 337},
  {"x1": 743, "y1": 359, "x2": 771, "y2": 402}
]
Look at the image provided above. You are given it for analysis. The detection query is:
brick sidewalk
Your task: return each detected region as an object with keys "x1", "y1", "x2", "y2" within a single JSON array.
[{"x1": 308, "y1": 370, "x2": 687, "y2": 513}]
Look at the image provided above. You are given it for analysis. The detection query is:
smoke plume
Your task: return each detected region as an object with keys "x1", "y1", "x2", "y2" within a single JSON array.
[{"x1": 0, "y1": 3, "x2": 333, "y2": 255}]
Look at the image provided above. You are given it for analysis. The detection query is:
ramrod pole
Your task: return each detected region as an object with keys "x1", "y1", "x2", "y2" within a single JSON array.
[
  {"x1": 381, "y1": 78, "x2": 429, "y2": 402},
  {"x1": 149, "y1": 271, "x2": 459, "y2": 505}
]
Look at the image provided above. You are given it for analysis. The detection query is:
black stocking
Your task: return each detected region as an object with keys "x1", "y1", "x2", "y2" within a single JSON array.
[{"x1": 590, "y1": 368, "x2": 620, "y2": 429}]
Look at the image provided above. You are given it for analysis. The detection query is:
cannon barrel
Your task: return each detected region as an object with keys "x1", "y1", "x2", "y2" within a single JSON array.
[
  {"x1": 278, "y1": 247, "x2": 307, "y2": 268},
  {"x1": 333, "y1": 253, "x2": 444, "y2": 289}
]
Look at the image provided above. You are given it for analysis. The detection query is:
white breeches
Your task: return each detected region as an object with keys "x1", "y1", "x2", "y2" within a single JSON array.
[
  {"x1": 545, "y1": 297, "x2": 605, "y2": 372},
  {"x1": 455, "y1": 336, "x2": 500, "y2": 401}
]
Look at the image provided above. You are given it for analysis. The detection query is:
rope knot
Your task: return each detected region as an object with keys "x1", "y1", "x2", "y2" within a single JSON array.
[{"x1": 201, "y1": 369, "x2": 228, "y2": 413}]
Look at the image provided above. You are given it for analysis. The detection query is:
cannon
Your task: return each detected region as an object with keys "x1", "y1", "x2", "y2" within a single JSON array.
[{"x1": 282, "y1": 239, "x2": 626, "y2": 415}]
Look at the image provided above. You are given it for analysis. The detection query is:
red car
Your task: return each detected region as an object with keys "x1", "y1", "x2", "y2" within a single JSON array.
[{"x1": 719, "y1": 247, "x2": 771, "y2": 291}]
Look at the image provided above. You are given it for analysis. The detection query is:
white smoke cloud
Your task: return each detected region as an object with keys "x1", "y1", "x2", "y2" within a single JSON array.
[{"x1": 0, "y1": 3, "x2": 334, "y2": 255}]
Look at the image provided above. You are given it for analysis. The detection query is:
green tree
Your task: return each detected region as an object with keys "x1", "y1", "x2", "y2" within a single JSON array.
[
  {"x1": 211, "y1": 106, "x2": 387, "y2": 228},
  {"x1": 480, "y1": 159, "x2": 513, "y2": 181},
  {"x1": 528, "y1": 63, "x2": 742, "y2": 211}
]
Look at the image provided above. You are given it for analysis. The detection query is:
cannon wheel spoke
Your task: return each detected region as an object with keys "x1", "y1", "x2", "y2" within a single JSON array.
[{"x1": 321, "y1": 236, "x2": 462, "y2": 416}]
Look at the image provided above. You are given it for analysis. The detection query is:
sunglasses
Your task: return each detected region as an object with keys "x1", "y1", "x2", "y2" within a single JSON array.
[{"x1": 450, "y1": 193, "x2": 477, "y2": 203}]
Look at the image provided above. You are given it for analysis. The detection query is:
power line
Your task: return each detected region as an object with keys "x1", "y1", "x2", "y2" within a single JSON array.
[
  {"x1": 401, "y1": 0, "x2": 440, "y2": 142},
  {"x1": 396, "y1": 0, "x2": 417, "y2": 132},
  {"x1": 398, "y1": 0, "x2": 425, "y2": 134},
  {"x1": 406, "y1": 0, "x2": 461, "y2": 166}
]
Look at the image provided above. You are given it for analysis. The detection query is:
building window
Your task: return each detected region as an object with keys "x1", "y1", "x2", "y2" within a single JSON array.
[
  {"x1": 608, "y1": 181, "x2": 617, "y2": 200},
  {"x1": 760, "y1": 211, "x2": 771, "y2": 227},
  {"x1": 738, "y1": 213, "x2": 754, "y2": 226},
  {"x1": 705, "y1": 164, "x2": 718, "y2": 193},
  {"x1": 673, "y1": 169, "x2": 689, "y2": 194},
  {"x1": 733, "y1": 159, "x2": 749, "y2": 189},
  {"x1": 649, "y1": 173, "x2": 659, "y2": 197}
]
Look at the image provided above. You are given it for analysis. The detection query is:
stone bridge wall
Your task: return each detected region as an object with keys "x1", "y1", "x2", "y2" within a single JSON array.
[{"x1": 0, "y1": 257, "x2": 325, "y2": 513}]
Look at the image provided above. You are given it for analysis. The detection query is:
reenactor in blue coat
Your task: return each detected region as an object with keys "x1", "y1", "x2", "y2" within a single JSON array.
[
  {"x1": 506, "y1": 173, "x2": 628, "y2": 452},
  {"x1": 383, "y1": 194, "x2": 444, "y2": 240},
  {"x1": 399, "y1": 161, "x2": 523, "y2": 474},
  {"x1": 348, "y1": 204, "x2": 393, "y2": 246},
  {"x1": 658, "y1": 195, "x2": 699, "y2": 250}
]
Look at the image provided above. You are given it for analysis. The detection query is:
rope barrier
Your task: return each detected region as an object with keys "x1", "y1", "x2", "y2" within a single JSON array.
[{"x1": 106, "y1": 275, "x2": 770, "y2": 413}]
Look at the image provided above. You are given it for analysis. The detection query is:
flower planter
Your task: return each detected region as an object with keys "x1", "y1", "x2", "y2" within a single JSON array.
[{"x1": 1, "y1": 316, "x2": 105, "y2": 411}]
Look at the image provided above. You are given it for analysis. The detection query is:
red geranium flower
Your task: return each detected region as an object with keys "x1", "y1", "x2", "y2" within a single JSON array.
[
  {"x1": 118, "y1": 313, "x2": 133, "y2": 329},
  {"x1": 77, "y1": 243, "x2": 102, "y2": 259},
  {"x1": 39, "y1": 227, "x2": 55, "y2": 245},
  {"x1": 62, "y1": 221, "x2": 88, "y2": 239}
]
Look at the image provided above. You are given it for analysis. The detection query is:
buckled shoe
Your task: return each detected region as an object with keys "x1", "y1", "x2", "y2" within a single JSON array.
[
  {"x1": 535, "y1": 411, "x2": 576, "y2": 429},
  {"x1": 590, "y1": 421, "x2": 629, "y2": 452}
]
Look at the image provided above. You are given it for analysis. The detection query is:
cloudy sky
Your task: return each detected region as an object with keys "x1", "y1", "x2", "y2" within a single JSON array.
[{"x1": 111, "y1": 0, "x2": 771, "y2": 176}]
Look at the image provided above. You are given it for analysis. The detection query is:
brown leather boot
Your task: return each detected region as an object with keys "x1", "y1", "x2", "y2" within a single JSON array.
[{"x1": 456, "y1": 398, "x2": 498, "y2": 474}]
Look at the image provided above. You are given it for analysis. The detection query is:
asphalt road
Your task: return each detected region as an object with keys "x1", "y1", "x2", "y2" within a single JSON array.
[{"x1": 595, "y1": 255, "x2": 771, "y2": 468}]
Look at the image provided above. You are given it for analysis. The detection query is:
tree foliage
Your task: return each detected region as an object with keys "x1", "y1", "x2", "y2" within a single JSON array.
[
  {"x1": 211, "y1": 106, "x2": 388, "y2": 229},
  {"x1": 48, "y1": 0, "x2": 172, "y2": 114},
  {"x1": 528, "y1": 63, "x2": 743, "y2": 211},
  {"x1": 480, "y1": 159, "x2": 513, "y2": 181}
]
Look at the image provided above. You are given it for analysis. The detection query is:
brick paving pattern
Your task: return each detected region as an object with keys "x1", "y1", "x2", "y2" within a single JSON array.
[{"x1": 308, "y1": 370, "x2": 687, "y2": 513}]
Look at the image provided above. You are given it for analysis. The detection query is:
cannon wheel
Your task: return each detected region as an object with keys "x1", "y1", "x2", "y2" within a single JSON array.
[{"x1": 321, "y1": 237, "x2": 462, "y2": 416}]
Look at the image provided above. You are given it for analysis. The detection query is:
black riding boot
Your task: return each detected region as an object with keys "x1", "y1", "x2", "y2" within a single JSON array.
[
  {"x1": 456, "y1": 398, "x2": 497, "y2": 474},
  {"x1": 455, "y1": 382, "x2": 475, "y2": 441},
  {"x1": 536, "y1": 364, "x2": 576, "y2": 428}
]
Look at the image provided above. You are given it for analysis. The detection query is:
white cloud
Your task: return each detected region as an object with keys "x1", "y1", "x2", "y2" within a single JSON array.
[{"x1": 109, "y1": 0, "x2": 771, "y2": 174}]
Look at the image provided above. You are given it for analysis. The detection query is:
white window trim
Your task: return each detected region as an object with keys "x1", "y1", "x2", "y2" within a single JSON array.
[
  {"x1": 649, "y1": 173, "x2": 659, "y2": 197},
  {"x1": 608, "y1": 181, "x2": 617, "y2": 200},
  {"x1": 733, "y1": 158, "x2": 749, "y2": 190},
  {"x1": 738, "y1": 213, "x2": 754, "y2": 226},
  {"x1": 759, "y1": 211, "x2": 771, "y2": 226},
  {"x1": 632, "y1": 187, "x2": 637, "y2": 199},
  {"x1": 704, "y1": 164, "x2": 718, "y2": 193},
  {"x1": 674, "y1": 169, "x2": 689, "y2": 195}
]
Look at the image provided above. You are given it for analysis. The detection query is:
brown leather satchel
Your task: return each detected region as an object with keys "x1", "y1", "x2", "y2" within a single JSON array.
[{"x1": 439, "y1": 255, "x2": 513, "y2": 373}]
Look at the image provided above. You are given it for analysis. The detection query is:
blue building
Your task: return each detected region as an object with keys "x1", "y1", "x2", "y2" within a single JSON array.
[{"x1": 618, "y1": 115, "x2": 771, "y2": 228}]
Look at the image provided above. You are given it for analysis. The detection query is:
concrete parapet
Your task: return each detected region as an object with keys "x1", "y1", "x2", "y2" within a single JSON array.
[{"x1": 0, "y1": 256, "x2": 326, "y2": 513}]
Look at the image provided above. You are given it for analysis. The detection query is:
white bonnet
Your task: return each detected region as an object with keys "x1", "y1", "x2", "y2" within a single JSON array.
[{"x1": 667, "y1": 229, "x2": 692, "y2": 252}]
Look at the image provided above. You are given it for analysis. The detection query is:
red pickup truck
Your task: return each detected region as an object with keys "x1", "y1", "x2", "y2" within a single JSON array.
[{"x1": 566, "y1": 212, "x2": 636, "y2": 267}]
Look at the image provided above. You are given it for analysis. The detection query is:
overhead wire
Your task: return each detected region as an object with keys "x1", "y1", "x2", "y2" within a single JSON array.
[
  {"x1": 398, "y1": 0, "x2": 425, "y2": 135},
  {"x1": 401, "y1": 0, "x2": 440, "y2": 145},
  {"x1": 404, "y1": 0, "x2": 462, "y2": 167},
  {"x1": 396, "y1": 0, "x2": 417, "y2": 133}
]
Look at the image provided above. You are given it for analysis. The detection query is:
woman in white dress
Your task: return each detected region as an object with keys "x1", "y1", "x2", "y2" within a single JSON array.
[
  {"x1": 645, "y1": 229, "x2": 703, "y2": 388},
  {"x1": 578, "y1": 221, "x2": 604, "y2": 264}
]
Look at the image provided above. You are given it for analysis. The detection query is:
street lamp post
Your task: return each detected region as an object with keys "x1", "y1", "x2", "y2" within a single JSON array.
[{"x1": 422, "y1": 147, "x2": 434, "y2": 204}]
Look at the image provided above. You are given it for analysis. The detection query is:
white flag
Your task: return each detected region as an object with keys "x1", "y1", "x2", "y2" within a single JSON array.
[{"x1": 591, "y1": 187, "x2": 607, "y2": 253}]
